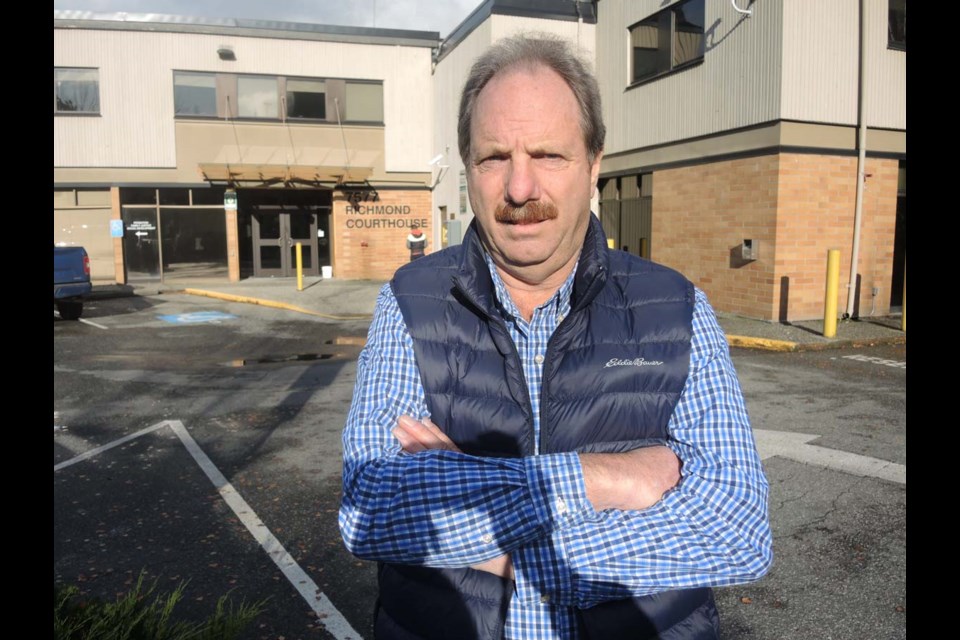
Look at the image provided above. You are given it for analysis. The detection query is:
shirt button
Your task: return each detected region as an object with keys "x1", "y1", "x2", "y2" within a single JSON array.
[
  {"x1": 534, "y1": 354, "x2": 544, "y2": 365},
  {"x1": 556, "y1": 497, "x2": 568, "y2": 515},
  {"x1": 480, "y1": 534, "x2": 493, "y2": 544},
  {"x1": 557, "y1": 314, "x2": 565, "y2": 323},
  {"x1": 540, "y1": 595, "x2": 551, "y2": 604}
]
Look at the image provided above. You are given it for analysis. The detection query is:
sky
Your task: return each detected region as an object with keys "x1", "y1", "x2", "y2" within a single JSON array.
[{"x1": 52, "y1": 0, "x2": 483, "y2": 39}]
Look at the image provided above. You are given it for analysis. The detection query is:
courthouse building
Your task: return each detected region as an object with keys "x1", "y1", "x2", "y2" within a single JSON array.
[
  {"x1": 55, "y1": 0, "x2": 905, "y2": 322},
  {"x1": 54, "y1": 11, "x2": 439, "y2": 283}
]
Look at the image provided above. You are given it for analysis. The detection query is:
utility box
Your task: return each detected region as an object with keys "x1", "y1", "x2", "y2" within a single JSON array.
[
  {"x1": 741, "y1": 239, "x2": 758, "y2": 261},
  {"x1": 445, "y1": 219, "x2": 463, "y2": 247}
]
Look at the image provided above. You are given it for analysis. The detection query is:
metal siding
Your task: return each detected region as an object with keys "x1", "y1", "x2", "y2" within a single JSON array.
[
  {"x1": 597, "y1": 0, "x2": 783, "y2": 155},
  {"x1": 491, "y1": 14, "x2": 596, "y2": 59},
  {"x1": 781, "y1": 0, "x2": 859, "y2": 125},
  {"x1": 54, "y1": 27, "x2": 433, "y2": 172},
  {"x1": 620, "y1": 198, "x2": 649, "y2": 257},
  {"x1": 863, "y1": 0, "x2": 906, "y2": 129}
]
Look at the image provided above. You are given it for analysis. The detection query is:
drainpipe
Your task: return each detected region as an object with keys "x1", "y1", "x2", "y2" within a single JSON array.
[{"x1": 845, "y1": 0, "x2": 868, "y2": 319}]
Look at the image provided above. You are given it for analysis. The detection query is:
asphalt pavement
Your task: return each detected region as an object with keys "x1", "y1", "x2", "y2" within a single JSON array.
[{"x1": 89, "y1": 275, "x2": 906, "y2": 351}]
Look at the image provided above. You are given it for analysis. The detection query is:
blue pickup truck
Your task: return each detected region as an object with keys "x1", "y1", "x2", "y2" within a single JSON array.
[{"x1": 54, "y1": 246, "x2": 93, "y2": 320}]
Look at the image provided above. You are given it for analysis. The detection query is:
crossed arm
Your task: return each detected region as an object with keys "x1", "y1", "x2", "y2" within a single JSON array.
[
  {"x1": 392, "y1": 414, "x2": 681, "y2": 579},
  {"x1": 338, "y1": 286, "x2": 772, "y2": 607}
]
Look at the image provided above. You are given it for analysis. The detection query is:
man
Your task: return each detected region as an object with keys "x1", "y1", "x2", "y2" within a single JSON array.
[{"x1": 340, "y1": 34, "x2": 772, "y2": 639}]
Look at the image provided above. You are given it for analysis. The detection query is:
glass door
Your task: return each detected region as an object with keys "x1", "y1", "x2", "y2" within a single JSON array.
[{"x1": 252, "y1": 206, "x2": 320, "y2": 277}]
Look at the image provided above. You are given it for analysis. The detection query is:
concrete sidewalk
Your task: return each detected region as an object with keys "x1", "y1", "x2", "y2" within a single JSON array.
[{"x1": 90, "y1": 277, "x2": 906, "y2": 352}]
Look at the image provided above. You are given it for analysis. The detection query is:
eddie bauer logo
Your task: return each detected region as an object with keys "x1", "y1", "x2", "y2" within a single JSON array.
[{"x1": 604, "y1": 357, "x2": 664, "y2": 368}]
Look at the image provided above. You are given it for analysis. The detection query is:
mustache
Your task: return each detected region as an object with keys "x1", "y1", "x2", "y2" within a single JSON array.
[{"x1": 494, "y1": 201, "x2": 558, "y2": 224}]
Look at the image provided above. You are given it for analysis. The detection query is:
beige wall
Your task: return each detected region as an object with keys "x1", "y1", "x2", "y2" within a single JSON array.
[
  {"x1": 597, "y1": 0, "x2": 905, "y2": 158},
  {"x1": 781, "y1": 0, "x2": 905, "y2": 129},
  {"x1": 54, "y1": 27, "x2": 434, "y2": 172},
  {"x1": 597, "y1": 0, "x2": 783, "y2": 156},
  {"x1": 54, "y1": 189, "x2": 116, "y2": 282},
  {"x1": 652, "y1": 153, "x2": 899, "y2": 322}
]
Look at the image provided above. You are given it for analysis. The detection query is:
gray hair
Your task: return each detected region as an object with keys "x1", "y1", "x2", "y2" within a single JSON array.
[{"x1": 457, "y1": 33, "x2": 606, "y2": 165}]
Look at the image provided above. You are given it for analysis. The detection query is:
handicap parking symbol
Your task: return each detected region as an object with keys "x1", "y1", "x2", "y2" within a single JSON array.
[{"x1": 158, "y1": 311, "x2": 238, "y2": 324}]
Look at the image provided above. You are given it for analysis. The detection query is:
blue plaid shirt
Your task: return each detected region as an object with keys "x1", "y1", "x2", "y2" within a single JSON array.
[{"x1": 340, "y1": 255, "x2": 772, "y2": 639}]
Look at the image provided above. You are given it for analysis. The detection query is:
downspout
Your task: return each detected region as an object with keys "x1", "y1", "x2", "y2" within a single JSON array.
[{"x1": 845, "y1": 0, "x2": 868, "y2": 318}]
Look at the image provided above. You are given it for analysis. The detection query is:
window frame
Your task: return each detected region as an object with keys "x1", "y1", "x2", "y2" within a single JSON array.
[
  {"x1": 173, "y1": 71, "x2": 219, "y2": 118},
  {"x1": 888, "y1": 0, "x2": 906, "y2": 51},
  {"x1": 172, "y1": 71, "x2": 384, "y2": 126},
  {"x1": 284, "y1": 77, "x2": 328, "y2": 122},
  {"x1": 54, "y1": 67, "x2": 101, "y2": 116},
  {"x1": 343, "y1": 80, "x2": 385, "y2": 125},
  {"x1": 627, "y1": 0, "x2": 705, "y2": 88}
]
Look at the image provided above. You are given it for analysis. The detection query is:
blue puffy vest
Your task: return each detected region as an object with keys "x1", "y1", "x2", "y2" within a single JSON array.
[{"x1": 379, "y1": 216, "x2": 720, "y2": 639}]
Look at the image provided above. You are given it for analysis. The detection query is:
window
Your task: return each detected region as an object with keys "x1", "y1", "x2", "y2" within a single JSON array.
[
  {"x1": 345, "y1": 81, "x2": 384, "y2": 123},
  {"x1": 238, "y1": 76, "x2": 279, "y2": 118},
  {"x1": 174, "y1": 72, "x2": 218, "y2": 116},
  {"x1": 172, "y1": 73, "x2": 383, "y2": 125},
  {"x1": 286, "y1": 79, "x2": 326, "y2": 119},
  {"x1": 54, "y1": 68, "x2": 100, "y2": 114},
  {"x1": 889, "y1": 0, "x2": 906, "y2": 49},
  {"x1": 629, "y1": 0, "x2": 705, "y2": 85}
]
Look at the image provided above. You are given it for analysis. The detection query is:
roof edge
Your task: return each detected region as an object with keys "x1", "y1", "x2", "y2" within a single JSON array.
[{"x1": 54, "y1": 10, "x2": 440, "y2": 47}]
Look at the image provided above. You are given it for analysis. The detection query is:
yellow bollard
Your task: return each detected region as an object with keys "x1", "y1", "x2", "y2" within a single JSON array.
[
  {"x1": 900, "y1": 257, "x2": 906, "y2": 333},
  {"x1": 823, "y1": 249, "x2": 840, "y2": 338},
  {"x1": 296, "y1": 242, "x2": 303, "y2": 292}
]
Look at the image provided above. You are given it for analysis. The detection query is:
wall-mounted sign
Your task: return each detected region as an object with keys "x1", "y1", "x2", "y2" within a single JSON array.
[
  {"x1": 224, "y1": 190, "x2": 238, "y2": 211},
  {"x1": 339, "y1": 180, "x2": 381, "y2": 209},
  {"x1": 110, "y1": 219, "x2": 124, "y2": 238},
  {"x1": 342, "y1": 203, "x2": 427, "y2": 229}
]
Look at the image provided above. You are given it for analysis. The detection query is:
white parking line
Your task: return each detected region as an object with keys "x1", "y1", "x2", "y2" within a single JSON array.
[
  {"x1": 53, "y1": 312, "x2": 109, "y2": 329},
  {"x1": 54, "y1": 420, "x2": 362, "y2": 640},
  {"x1": 54, "y1": 422, "x2": 168, "y2": 472},
  {"x1": 840, "y1": 354, "x2": 906, "y2": 369},
  {"x1": 80, "y1": 318, "x2": 109, "y2": 330}
]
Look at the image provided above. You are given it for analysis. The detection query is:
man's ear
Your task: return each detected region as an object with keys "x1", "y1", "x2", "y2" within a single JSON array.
[{"x1": 590, "y1": 151, "x2": 603, "y2": 190}]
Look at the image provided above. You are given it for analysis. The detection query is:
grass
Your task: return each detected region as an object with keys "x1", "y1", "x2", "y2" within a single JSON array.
[{"x1": 54, "y1": 572, "x2": 268, "y2": 640}]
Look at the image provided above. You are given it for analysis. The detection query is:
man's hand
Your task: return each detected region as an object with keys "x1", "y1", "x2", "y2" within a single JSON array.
[
  {"x1": 393, "y1": 415, "x2": 515, "y2": 580},
  {"x1": 393, "y1": 415, "x2": 462, "y2": 453},
  {"x1": 580, "y1": 446, "x2": 681, "y2": 512}
]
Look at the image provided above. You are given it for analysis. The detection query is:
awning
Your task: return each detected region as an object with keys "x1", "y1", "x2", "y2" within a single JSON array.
[{"x1": 198, "y1": 162, "x2": 373, "y2": 187}]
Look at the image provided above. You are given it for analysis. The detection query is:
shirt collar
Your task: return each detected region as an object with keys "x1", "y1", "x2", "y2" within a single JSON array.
[{"x1": 482, "y1": 250, "x2": 578, "y2": 326}]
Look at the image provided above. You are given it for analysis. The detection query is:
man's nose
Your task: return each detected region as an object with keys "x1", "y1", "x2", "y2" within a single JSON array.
[{"x1": 505, "y1": 157, "x2": 540, "y2": 205}]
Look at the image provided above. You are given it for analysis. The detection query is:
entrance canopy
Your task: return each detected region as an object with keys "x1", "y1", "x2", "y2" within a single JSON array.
[{"x1": 198, "y1": 163, "x2": 373, "y2": 188}]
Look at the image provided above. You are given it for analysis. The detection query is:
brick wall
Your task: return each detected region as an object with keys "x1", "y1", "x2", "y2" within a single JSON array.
[
  {"x1": 652, "y1": 153, "x2": 899, "y2": 322},
  {"x1": 332, "y1": 189, "x2": 433, "y2": 280},
  {"x1": 775, "y1": 154, "x2": 898, "y2": 321},
  {"x1": 653, "y1": 155, "x2": 780, "y2": 319}
]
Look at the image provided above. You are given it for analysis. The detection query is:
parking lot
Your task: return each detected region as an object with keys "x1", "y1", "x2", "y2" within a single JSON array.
[{"x1": 55, "y1": 292, "x2": 905, "y2": 639}]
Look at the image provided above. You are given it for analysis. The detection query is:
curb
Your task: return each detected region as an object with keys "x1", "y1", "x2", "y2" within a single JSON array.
[
  {"x1": 726, "y1": 336, "x2": 799, "y2": 352},
  {"x1": 726, "y1": 333, "x2": 905, "y2": 352},
  {"x1": 182, "y1": 288, "x2": 373, "y2": 321}
]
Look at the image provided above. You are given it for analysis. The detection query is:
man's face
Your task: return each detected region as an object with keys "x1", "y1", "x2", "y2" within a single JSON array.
[{"x1": 466, "y1": 64, "x2": 602, "y2": 282}]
